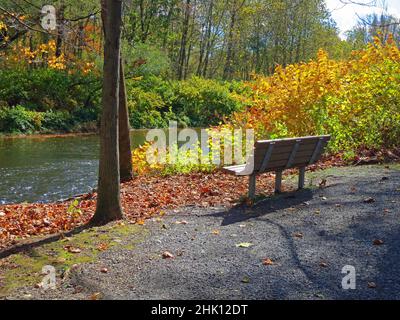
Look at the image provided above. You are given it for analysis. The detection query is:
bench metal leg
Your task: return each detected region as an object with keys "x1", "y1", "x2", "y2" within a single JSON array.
[
  {"x1": 275, "y1": 171, "x2": 282, "y2": 194},
  {"x1": 298, "y1": 167, "x2": 306, "y2": 189},
  {"x1": 248, "y1": 174, "x2": 256, "y2": 199}
]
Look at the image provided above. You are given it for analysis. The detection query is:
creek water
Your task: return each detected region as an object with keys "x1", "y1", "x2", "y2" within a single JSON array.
[{"x1": 0, "y1": 130, "x2": 149, "y2": 204}]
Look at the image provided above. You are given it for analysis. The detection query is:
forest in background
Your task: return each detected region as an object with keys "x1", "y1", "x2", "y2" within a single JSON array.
[{"x1": 0, "y1": 0, "x2": 399, "y2": 133}]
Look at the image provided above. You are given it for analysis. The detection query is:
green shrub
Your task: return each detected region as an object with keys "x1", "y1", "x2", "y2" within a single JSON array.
[
  {"x1": 170, "y1": 77, "x2": 246, "y2": 127},
  {"x1": 126, "y1": 76, "x2": 247, "y2": 128},
  {"x1": 0, "y1": 68, "x2": 100, "y2": 112},
  {"x1": 0, "y1": 105, "x2": 43, "y2": 133},
  {"x1": 42, "y1": 111, "x2": 74, "y2": 132},
  {"x1": 0, "y1": 67, "x2": 101, "y2": 133}
]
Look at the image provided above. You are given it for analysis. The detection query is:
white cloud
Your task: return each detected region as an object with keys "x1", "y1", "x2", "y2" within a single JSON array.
[{"x1": 325, "y1": 0, "x2": 400, "y2": 39}]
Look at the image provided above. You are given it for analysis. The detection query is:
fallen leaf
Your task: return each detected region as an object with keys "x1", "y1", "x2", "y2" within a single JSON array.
[
  {"x1": 373, "y1": 239, "x2": 384, "y2": 245},
  {"x1": 162, "y1": 251, "x2": 174, "y2": 259},
  {"x1": 236, "y1": 242, "x2": 253, "y2": 248},
  {"x1": 64, "y1": 246, "x2": 81, "y2": 254},
  {"x1": 241, "y1": 276, "x2": 250, "y2": 283},
  {"x1": 319, "y1": 262, "x2": 328, "y2": 268},
  {"x1": 56, "y1": 257, "x2": 66, "y2": 263},
  {"x1": 368, "y1": 282, "x2": 377, "y2": 288},
  {"x1": 319, "y1": 179, "x2": 327, "y2": 188},
  {"x1": 212, "y1": 229, "x2": 220, "y2": 235},
  {"x1": 100, "y1": 267, "x2": 108, "y2": 273},
  {"x1": 97, "y1": 243, "x2": 108, "y2": 251},
  {"x1": 262, "y1": 258, "x2": 274, "y2": 266},
  {"x1": 90, "y1": 292, "x2": 102, "y2": 300},
  {"x1": 294, "y1": 232, "x2": 303, "y2": 238},
  {"x1": 175, "y1": 220, "x2": 188, "y2": 225},
  {"x1": 363, "y1": 197, "x2": 375, "y2": 203}
]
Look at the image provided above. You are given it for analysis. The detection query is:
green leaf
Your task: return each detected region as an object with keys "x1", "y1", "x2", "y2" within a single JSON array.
[{"x1": 235, "y1": 242, "x2": 253, "y2": 248}]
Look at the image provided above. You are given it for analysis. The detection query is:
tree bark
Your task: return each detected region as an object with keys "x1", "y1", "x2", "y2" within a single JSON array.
[
  {"x1": 119, "y1": 55, "x2": 133, "y2": 182},
  {"x1": 55, "y1": 2, "x2": 65, "y2": 57},
  {"x1": 91, "y1": 0, "x2": 124, "y2": 225},
  {"x1": 177, "y1": 0, "x2": 191, "y2": 80}
]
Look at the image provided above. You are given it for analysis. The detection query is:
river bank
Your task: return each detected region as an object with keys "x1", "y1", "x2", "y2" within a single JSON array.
[{"x1": 0, "y1": 132, "x2": 97, "y2": 140}]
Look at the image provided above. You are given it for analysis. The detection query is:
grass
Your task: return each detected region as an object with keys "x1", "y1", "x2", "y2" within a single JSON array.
[{"x1": 0, "y1": 222, "x2": 148, "y2": 297}]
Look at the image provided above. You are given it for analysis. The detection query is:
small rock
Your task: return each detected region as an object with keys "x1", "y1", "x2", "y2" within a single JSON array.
[{"x1": 368, "y1": 282, "x2": 377, "y2": 288}]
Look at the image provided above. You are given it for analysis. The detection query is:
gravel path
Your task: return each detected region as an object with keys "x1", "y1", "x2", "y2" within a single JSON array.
[
  {"x1": 7, "y1": 164, "x2": 400, "y2": 300},
  {"x1": 67, "y1": 164, "x2": 400, "y2": 300}
]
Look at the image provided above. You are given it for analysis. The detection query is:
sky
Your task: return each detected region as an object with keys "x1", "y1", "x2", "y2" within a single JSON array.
[{"x1": 325, "y1": 0, "x2": 400, "y2": 38}]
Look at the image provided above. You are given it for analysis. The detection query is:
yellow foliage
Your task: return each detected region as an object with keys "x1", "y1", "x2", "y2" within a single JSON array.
[{"x1": 229, "y1": 36, "x2": 400, "y2": 152}]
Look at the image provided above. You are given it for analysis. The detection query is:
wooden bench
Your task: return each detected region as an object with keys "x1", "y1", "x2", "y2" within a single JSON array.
[{"x1": 223, "y1": 135, "x2": 331, "y2": 199}]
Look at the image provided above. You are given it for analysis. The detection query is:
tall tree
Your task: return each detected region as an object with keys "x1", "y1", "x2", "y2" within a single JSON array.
[
  {"x1": 119, "y1": 55, "x2": 133, "y2": 182},
  {"x1": 91, "y1": 0, "x2": 124, "y2": 225}
]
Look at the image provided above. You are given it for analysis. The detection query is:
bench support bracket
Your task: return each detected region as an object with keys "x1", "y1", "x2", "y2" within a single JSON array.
[
  {"x1": 249, "y1": 174, "x2": 256, "y2": 199},
  {"x1": 275, "y1": 171, "x2": 282, "y2": 194},
  {"x1": 298, "y1": 167, "x2": 306, "y2": 189}
]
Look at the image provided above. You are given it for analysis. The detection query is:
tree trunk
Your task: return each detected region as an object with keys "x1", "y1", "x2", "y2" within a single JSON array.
[
  {"x1": 119, "y1": 55, "x2": 133, "y2": 182},
  {"x1": 55, "y1": 2, "x2": 65, "y2": 58},
  {"x1": 91, "y1": 0, "x2": 124, "y2": 225},
  {"x1": 177, "y1": 0, "x2": 191, "y2": 80}
]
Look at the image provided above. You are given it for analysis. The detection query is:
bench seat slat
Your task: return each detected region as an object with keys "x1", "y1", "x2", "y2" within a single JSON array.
[
  {"x1": 255, "y1": 135, "x2": 330, "y2": 146},
  {"x1": 253, "y1": 148, "x2": 324, "y2": 164},
  {"x1": 256, "y1": 154, "x2": 324, "y2": 171}
]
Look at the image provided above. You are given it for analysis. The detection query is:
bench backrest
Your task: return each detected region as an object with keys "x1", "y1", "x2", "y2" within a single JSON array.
[{"x1": 250, "y1": 135, "x2": 331, "y2": 173}]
